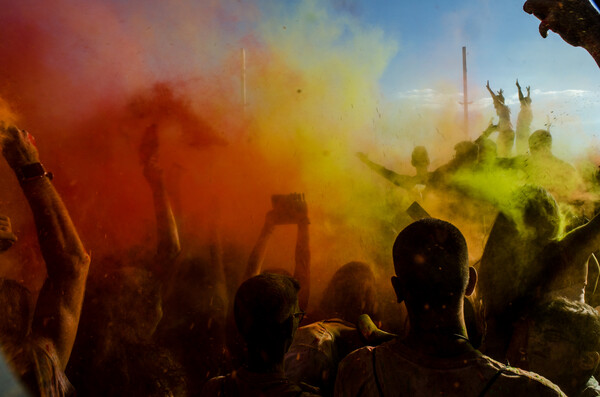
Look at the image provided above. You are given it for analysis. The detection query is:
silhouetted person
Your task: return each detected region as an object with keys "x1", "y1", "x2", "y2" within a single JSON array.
[
  {"x1": 357, "y1": 146, "x2": 430, "y2": 190},
  {"x1": 476, "y1": 123, "x2": 500, "y2": 168},
  {"x1": 224, "y1": 194, "x2": 312, "y2": 369},
  {"x1": 527, "y1": 298, "x2": 600, "y2": 396},
  {"x1": 201, "y1": 273, "x2": 320, "y2": 396},
  {"x1": 245, "y1": 193, "x2": 310, "y2": 310},
  {"x1": 486, "y1": 81, "x2": 515, "y2": 157},
  {"x1": 284, "y1": 262, "x2": 391, "y2": 396},
  {"x1": 0, "y1": 124, "x2": 90, "y2": 396},
  {"x1": 68, "y1": 124, "x2": 185, "y2": 396},
  {"x1": 428, "y1": 141, "x2": 478, "y2": 189},
  {"x1": 478, "y1": 184, "x2": 600, "y2": 362},
  {"x1": 516, "y1": 80, "x2": 533, "y2": 155},
  {"x1": 335, "y1": 218, "x2": 564, "y2": 396},
  {"x1": 154, "y1": 225, "x2": 229, "y2": 395},
  {"x1": 520, "y1": 129, "x2": 583, "y2": 202}
]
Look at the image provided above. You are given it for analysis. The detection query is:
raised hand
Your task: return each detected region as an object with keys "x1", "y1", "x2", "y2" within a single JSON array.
[
  {"x1": 0, "y1": 124, "x2": 40, "y2": 170},
  {"x1": 524, "y1": 0, "x2": 600, "y2": 46}
]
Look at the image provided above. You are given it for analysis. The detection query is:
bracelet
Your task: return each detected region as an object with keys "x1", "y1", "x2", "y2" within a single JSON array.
[{"x1": 16, "y1": 163, "x2": 53, "y2": 183}]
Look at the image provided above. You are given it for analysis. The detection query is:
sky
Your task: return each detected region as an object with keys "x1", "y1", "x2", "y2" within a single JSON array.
[{"x1": 251, "y1": 0, "x2": 600, "y2": 159}]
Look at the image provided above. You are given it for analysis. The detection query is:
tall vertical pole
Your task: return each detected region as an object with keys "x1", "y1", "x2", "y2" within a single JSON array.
[
  {"x1": 242, "y1": 48, "x2": 247, "y2": 107},
  {"x1": 462, "y1": 46, "x2": 468, "y2": 138}
]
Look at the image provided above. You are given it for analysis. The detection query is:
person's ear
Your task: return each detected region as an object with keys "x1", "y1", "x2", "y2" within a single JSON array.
[
  {"x1": 391, "y1": 276, "x2": 404, "y2": 303},
  {"x1": 465, "y1": 267, "x2": 477, "y2": 297},
  {"x1": 579, "y1": 351, "x2": 600, "y2": 371}
]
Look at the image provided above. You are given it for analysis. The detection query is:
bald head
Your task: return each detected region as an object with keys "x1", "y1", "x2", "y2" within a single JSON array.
[{"x1": 392, "y1": 219, "x2": 470, "y2": 308}]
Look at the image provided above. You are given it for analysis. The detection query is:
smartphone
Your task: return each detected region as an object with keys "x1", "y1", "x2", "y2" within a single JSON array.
[{"x1": 271, "y1": 194, "x2": 305, "y2": 225}]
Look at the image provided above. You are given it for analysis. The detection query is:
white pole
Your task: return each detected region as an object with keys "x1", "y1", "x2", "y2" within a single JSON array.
[
  {"x1": 242, "y1": 48, "x2": 247, "y2": 107},
  {"x1": 462, "y1": 46, "x2": 468, "y2": 138}
]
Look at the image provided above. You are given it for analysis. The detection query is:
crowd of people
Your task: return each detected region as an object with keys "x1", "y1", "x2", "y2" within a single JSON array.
[{"x1": 1, "y1": 0, "x2": 600, "y2": 396}]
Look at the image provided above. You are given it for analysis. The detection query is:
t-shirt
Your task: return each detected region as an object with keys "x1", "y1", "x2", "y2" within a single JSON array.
[
  {"x1": 201, "y1": 367, "x2": 321, "y2": 397},
  {"x1": 284, "y1": 319, "x2": 363, "y2": 395},
  {"x1": 334, "y1": 339, "x2": 565, "y2": 397}
]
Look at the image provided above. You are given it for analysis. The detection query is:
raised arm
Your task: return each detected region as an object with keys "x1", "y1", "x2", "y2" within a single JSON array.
[
  {"x1": 245, "y1": 194, "x2": 311, "y2": 309},
  {"x1": 0, "y1": 125, "x2": 90, "y2": 370},
  {"x1": 356, "y1": 152, "x2": 414, "y2": 188},
  {"x1": 516, "y1": 79, "x2": 525, "y2": 101},
  {"x1": 524, "y1": 0, "x2": 600, "y2": 67},
  {"x1": 558, "y1": 211, "x2": 600, "y2": 273},
  {"x1": 139, "y1": 124, "x2": 181, "y2": 278},
  {"x1": 293, "y1": 195, "x2": 310, "y2": 310},
  {"x1": 480, "y1": 120, "x2": 498, "y2": 139},
  {"x1": 486, "y1": 80, "x2": 497, "y2": 99},
  {"x1": 245, "y1": 210, "x2": 276, "y2": 280}
]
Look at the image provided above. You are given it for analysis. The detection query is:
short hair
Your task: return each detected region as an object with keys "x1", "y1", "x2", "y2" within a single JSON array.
[
  {"x1": 529, "y1": 129, "x2": 552, "y2": 152},
  {"x1": 392, "y1": 219, "x2": 469, "y2": 305},
  {"x1": 234, "y1": 273, "x2": 299, "y2": 347},
  {"x1": 513, "y1": 185, "x2": 560, "y2": 239},
  {"x1": 0, "y1": 279, "x2": 31, "y2": 343},
  {"x1": 320, "y1": 261, "x2": 377, "y2": 323},
  {"x1": 411, "y1": 146, "x2": 430, "y2": 168},
  {"x1": 532, "y1": 298, "x2": 600, "y2": 352}
]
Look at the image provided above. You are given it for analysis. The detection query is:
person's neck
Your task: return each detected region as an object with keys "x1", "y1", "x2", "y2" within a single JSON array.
[
  {"x1": 415, "y1": 166, "x2": 429, "y2": 179},
  {"x1": 403, "y1": 328, "x2": 473, "y2": 358},
  {"x1": 403, "y1": 309, "x2": 473, "y2": 357}
]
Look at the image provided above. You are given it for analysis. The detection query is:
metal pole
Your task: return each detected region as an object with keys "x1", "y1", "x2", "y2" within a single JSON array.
[
  {"x1": 462, "y1": 46, "x2": 468, "y2": 137},
  {"x1": 242, "y1": 48, "x2": 247, "y2": 107}
]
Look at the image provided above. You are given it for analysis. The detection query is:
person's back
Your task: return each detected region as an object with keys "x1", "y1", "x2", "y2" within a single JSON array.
[
  {"x1": 334, "y1": 218, "x2": 564, "y2": 397},
  {"x1": 336, "y1": 338, "x2": 561, "y2": 396}
]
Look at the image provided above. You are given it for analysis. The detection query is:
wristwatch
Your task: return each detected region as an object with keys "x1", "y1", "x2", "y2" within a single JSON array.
[{"x1": 16, "y1": 162, "x2": 53, "y2": 183}]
